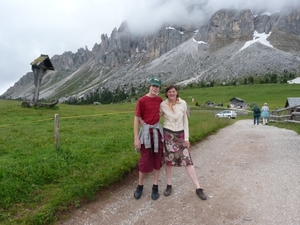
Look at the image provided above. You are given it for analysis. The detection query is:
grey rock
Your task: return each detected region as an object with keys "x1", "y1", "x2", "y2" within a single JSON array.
[{"x1": 2, "y1": 4, "x2": 300, "y2": 102}]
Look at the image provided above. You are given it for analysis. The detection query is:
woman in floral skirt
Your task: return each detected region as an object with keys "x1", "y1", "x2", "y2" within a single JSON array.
[{"x1": 160, "y1": 85, "x2": 207, "y2": 200}]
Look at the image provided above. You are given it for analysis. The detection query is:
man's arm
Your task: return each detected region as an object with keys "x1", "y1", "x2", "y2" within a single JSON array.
[{"x1": 134, "y1": 116, "x2": 141, "y2": 149}]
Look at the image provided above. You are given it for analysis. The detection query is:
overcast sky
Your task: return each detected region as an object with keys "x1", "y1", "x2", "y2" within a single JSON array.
[{"x1": 0, "y1": 0, "x2": 296, "y2": 95}]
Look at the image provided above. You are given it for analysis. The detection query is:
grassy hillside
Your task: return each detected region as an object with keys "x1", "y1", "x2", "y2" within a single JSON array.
[
  {"x1": 178, "y1": 83, "x2": 300, "y2": 110},
  {"x1": 0, "y1": 83, "x2": 299, "y2": 224}
]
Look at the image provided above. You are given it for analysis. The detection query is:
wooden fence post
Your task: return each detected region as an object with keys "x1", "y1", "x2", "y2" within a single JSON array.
[{"x1": 54, "y1": 114, "x2": 60, "y2": 149}]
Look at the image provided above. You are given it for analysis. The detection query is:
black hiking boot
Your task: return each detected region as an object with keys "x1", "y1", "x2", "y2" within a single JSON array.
[
  {"x1": 134, "y1": 185, "x2": 143, "y2": 199},
  {"x1": 151, "y1": 185, "x2": 159, "y2": 200},
  {"x1": 164, "y1": 185, "x2": 172, "y2": 196},
  {"x1": 196, "y1": 188, "x2": 207, "y2": 200}
]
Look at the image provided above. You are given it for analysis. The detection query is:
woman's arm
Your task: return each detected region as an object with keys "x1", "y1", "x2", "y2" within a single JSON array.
[{"x1": 183, "y1": 101, "x2": 189, "y2": 144}]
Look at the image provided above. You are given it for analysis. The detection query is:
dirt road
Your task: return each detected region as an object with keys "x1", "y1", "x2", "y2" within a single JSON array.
[{"x1": 57, "y1": 120, "x2": 300, "y2": 225}]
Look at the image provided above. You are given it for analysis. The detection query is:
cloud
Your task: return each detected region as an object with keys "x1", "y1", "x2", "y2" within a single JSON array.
[
  {"x1": 0, "y1": 0, "x2": 297, "y2": 95},
  {"x1": 124, "y1": 0, "x2": 296, "y2": 35},
  {"x1": 0, "y1": 0, "x2": 126, "y2": 95}
]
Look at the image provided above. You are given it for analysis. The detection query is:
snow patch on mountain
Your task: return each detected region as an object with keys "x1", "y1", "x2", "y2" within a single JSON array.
[{"x1": 239, "y1": 31, "x2": 273, "y2": 51}]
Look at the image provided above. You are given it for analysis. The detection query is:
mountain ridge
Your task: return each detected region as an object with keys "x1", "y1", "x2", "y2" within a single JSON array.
[{"x1": 2, "y1": 4, "x2": 300, "y2": 102}]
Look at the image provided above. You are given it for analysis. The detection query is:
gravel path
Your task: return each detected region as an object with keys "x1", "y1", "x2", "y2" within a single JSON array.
[{"x1": 57, "y1": 120, "x2": 300, "y2": 225}]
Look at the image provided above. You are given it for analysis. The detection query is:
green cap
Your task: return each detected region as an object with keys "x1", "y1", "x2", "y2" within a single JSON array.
[{"x1": 149, "y1": 77, "x2": 161, "y2": 87}]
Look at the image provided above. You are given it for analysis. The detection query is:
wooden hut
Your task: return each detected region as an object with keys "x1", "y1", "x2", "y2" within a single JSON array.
[
  {"x1": 285, "y1": 97, "x2": 300, "y2": 121},
  {"x1": 229, "y1": 97, "x2": 249, "y2": 108}
]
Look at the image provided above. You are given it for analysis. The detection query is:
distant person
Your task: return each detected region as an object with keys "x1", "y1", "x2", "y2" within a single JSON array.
[
  {"x1": 133, "y1": 77, "x2": 164, "y2": 200},
  {"x1": 261, "y1": 103, "x2": 270, "y2": 125},
  {"x1": 159, "y1": 85, "x2": 207, "y2": 200},
  {"x1": 252, "y1": 104, "x2": 261, "y2": 125}
]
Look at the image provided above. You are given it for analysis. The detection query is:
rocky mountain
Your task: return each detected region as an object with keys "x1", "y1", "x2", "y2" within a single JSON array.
[{"x1": 2, "y1": 4, "x2": 300, "y2": 102}]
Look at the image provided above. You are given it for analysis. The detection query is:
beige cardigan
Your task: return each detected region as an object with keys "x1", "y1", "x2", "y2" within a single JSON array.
[{"x1": 160, "y1": 98, "x2": 189, "y2": 141}]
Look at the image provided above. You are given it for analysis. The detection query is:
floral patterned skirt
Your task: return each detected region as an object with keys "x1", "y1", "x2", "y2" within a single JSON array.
[{"x1": 163, "y1": 128, "x2": 194, "y2": 167}]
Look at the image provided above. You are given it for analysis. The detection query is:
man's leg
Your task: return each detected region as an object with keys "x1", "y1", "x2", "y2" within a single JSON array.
[
  {"x1": 138, "y1": 171, "x2": 146, "y2": 185},
  {"x1": 151, "y1": 139, "x2": 163, "y2": 200},
  {"x1": 134, "y1": 146, "x2": 150, "y2": 200},
  {"x1": 134, "y1": 172, "x2": 145, "y2": 199},
  {"x1": 153, "y1": 169, "x2": 160, "y2": 185}
]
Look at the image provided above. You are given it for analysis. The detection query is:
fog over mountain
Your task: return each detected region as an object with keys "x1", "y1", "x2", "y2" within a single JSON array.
[
  {"x1": 1, "y1": 0, "x2": 300, "y2": 102},
  {"x1": 124, "y1": 0, "x2": 297, "y2": 36}
]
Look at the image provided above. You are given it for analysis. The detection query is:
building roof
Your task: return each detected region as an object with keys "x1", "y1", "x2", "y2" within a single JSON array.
[
  {"x1": 285, "y1": 97, "x2": 300, "y2": 108},
  {"x1": 30, "y1": 54, "x2": 54, "y2": 70},
  {"x1": 229, "y1": 97, "x2": 244, "y2": 102}
]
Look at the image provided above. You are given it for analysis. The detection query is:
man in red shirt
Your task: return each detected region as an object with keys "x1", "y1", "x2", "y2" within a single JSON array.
[{"x1": 133, "y1": 77, "x2": 164, "y2": 200}]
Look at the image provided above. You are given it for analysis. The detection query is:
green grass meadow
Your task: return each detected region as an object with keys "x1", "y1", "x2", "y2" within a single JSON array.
[
  {"x1": 178, "y1": 83, "x2": 300, "y2": 110},
  {"x1": 0, "y1": 83, "x2": 299, "y2": 224}
]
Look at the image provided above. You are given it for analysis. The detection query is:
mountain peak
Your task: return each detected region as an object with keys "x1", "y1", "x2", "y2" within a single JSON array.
[{"x1": 2, "y1": 6, "x2": 300, "y2": 102}]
